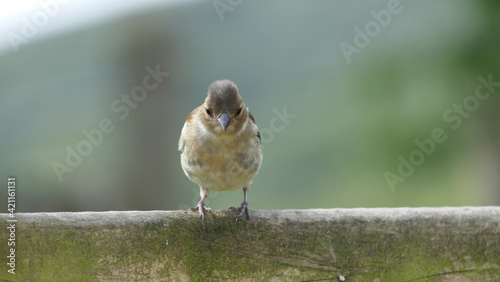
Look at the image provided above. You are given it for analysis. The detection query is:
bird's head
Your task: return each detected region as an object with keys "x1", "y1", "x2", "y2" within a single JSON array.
[{"x1": 202, "y1": 80, "x2": 248, "y2": 134}]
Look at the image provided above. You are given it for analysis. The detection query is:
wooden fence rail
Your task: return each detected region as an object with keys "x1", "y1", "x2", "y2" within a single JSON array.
[{"x1": 1, "y1": 207, "x2": 499, "y2": 280}]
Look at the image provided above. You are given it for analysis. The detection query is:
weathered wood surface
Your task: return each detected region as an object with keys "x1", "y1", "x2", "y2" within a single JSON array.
[{"x1": 1, "y1": 207, "x2": 499, "y2": 281}]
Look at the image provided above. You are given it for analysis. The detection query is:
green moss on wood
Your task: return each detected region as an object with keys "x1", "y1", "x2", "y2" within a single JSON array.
[{"x1": 1, "y1": 208, "x2": 499, "y2": 280}]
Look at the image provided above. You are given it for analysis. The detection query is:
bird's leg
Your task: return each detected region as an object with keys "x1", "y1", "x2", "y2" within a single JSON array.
[
  {"x1": 229, "y1": 187, "x2": 250, "y2": 220},
  {"x1": 190, "y1": 187, "x2": 212, "y2": 219}
]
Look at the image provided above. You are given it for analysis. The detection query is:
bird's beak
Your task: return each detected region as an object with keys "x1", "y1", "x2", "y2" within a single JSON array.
[{"x1": 218, "y1": 113, "x2": 230, "y2": 132}]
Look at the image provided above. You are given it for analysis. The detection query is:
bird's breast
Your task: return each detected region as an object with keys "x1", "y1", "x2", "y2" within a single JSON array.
[{"x1": 181, "y1": 135, "x2": 262, "y2": 191}]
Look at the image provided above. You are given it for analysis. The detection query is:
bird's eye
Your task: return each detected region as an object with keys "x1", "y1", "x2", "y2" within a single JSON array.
[
  {"x1": 236, "y1": 107, "x2": 242, "y2": 116},
  {"x1": 205, "y1": 108, "x2": 213, "y2": 116}
]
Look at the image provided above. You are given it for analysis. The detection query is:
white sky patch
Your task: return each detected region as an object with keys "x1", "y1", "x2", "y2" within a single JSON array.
[{"x1": 0, "y1": 0, "x2": 200, "y2": 56}]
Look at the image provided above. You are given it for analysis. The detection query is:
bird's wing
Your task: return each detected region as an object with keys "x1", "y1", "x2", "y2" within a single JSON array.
[
  {"x1": 178, "y1": 127, "x2": 186, "y2": 152},
  {"x1": 179, "y1": 108, "x2": 198, "y2": 152},
  {"x1": 248, "y1": 111, "x2": 261, "y2": 144}
]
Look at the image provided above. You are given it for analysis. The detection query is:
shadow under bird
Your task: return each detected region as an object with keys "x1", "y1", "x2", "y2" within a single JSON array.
[{"x1": 178, "y1": 79, "x2": 263, "y2": 220}]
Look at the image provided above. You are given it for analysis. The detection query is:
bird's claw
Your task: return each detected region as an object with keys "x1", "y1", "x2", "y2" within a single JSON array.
[
  {"x1": 190, "y1": 203, "x2": 212, "y2": 220},
  {"x1": 229, "y1": 201, "x2": 250, "y2": 221}
]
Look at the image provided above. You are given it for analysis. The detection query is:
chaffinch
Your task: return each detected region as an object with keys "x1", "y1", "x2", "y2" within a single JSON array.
[{"x1": 178, "y1": 80, "x2": 262, "y2": 220}]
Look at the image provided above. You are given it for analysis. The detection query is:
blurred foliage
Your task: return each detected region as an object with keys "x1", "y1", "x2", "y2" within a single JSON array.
[{"x1": 0, "y1": 0, "x2": 499, "y2": 212}]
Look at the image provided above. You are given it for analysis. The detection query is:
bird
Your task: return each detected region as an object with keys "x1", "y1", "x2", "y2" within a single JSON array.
[{"x1": 178, "y1": 79, "x2": 262, "y2": 220}]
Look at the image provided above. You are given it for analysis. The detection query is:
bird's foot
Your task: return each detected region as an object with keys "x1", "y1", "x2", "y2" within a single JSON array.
[
  {"x1": 190, "y1": 203, "x2": 212, "y2": 220},
  {"x1": 229, "y1": 201, "x2": 250, "y2": 221}
]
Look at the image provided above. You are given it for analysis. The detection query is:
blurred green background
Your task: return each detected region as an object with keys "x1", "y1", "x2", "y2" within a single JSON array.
[{"x1": 1, "y1": 0, "x2": 499, "y2": 212}]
